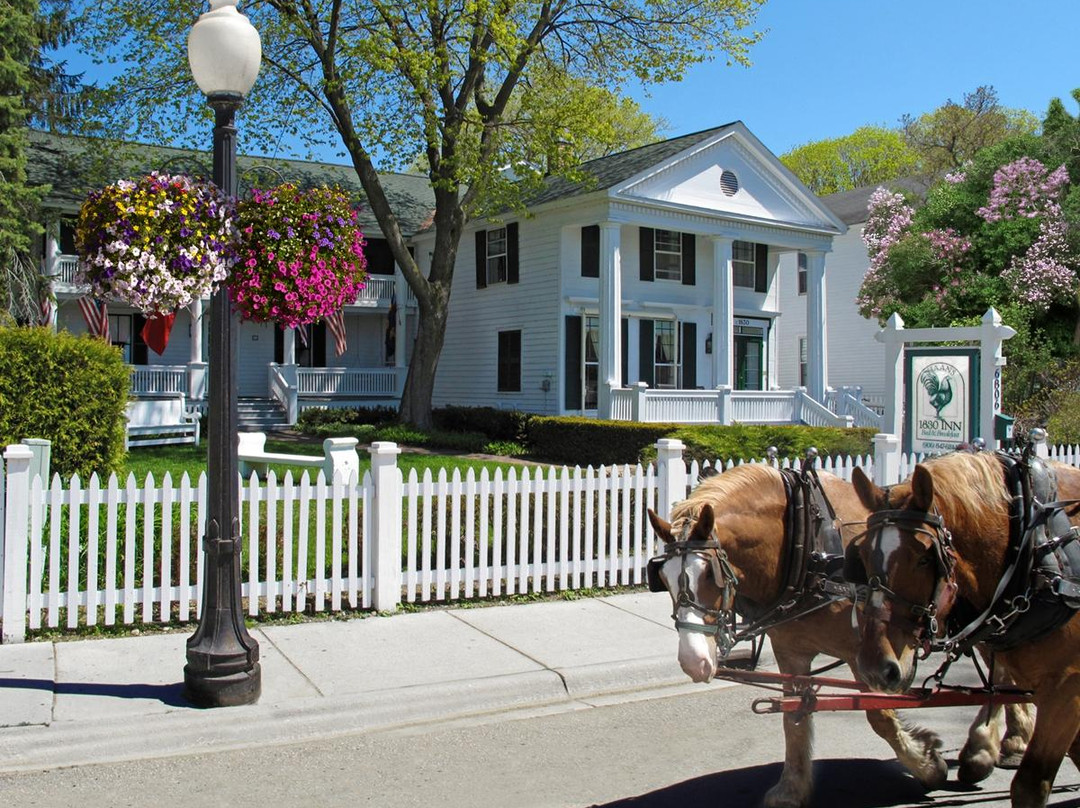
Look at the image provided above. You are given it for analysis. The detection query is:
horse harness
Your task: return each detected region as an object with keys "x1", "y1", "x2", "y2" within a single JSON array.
[
  {"x1": 646, "y1": 459, "x2": 855, "y2": 658},
  {"x1": 845, "y1": 450, "x2": 1080, "y2": 658}
]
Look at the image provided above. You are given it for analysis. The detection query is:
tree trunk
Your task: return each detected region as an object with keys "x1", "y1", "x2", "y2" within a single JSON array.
[{"x1": 398, "y1": 284, "x2": 449, "y2": 430}]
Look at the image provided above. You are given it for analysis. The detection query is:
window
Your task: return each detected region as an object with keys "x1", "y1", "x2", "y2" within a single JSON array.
[
  {"x1": 798, "y1": 337, "x2": 808, "y2": 387},
  {"x1": 110, "y1": 315, "x2": 133, "y2": 363},
  {"x1": 797, "y1": 252, "x2": 807, "y2": 295},
  {"x1": 654, "y1": 320, "x2": 678, "y2": 388},
  {"x1": 584, "y1": 316, "x2": 599, "y2": 409},
  {"x1": 654, "y1": 229, "x2": 682, "y2": 281},
  {"x1": 497, "y1": 330, "x2": 521, "y2": 392},
  {"x1": 486, "y1": 227, "x2": 508, "y2": 284},
  {"x1": 732, "y1": 240, "x2": 756, "y2": 288}
]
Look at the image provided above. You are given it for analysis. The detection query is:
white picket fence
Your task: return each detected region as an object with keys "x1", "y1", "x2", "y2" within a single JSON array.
[{"x1": 6, "y1": 434, "x2": 1069, "y2": 643}]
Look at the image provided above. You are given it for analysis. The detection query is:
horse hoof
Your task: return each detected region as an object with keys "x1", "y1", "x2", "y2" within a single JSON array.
[
  {"x1": 914, "y1": 750, "x2": 948, "y2": 790},
  {"x1": 997, "y1": 752, "x2": 1024, "y2": 769},
  {"x1": 958, "y1": 749, "x2": 996, "y2": 784}
]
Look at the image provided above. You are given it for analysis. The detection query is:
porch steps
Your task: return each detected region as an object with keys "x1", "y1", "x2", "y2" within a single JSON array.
[{"x1": 237, "y1": 397, "x2": 289, "y2": 432}]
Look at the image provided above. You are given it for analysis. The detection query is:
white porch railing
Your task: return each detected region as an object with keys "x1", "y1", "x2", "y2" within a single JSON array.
[
  {"x1": 51, "y1": 255, "x2": 84, "y2": 286},
  {"x1": 350, "y1": 276, "x2": 396, "y2": 307},
  {"x1": 130, "y1": 365, "x2": 188, "y2": 396},
  {"x1": 610, "y1": 384, "x2": 853, "y2": 427},
  {"x1": 825, "y1": 387, "x2": 883, "y2": 429},
  {"x1": 298, "y1": 367, "x2": 405, "y2": 397}
]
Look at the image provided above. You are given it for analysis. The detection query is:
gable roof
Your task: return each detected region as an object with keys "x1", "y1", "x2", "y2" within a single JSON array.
[
  {"x1": 26, "y1": 130, "x2": 437, "y2": 237},
  {"x1": 525, "y1": 123, "x2": 739, "y2": 207},
  {"x1": 820, "y1": 177, "x2": 931, "y2": 226}
]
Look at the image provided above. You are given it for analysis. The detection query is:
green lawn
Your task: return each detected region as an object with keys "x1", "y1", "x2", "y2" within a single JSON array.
[{"x1": 121, "y1": 438, "x2": 537, "y2": 482}]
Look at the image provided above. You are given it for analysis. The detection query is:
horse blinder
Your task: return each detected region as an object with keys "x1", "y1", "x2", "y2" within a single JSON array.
[{"x1": 646, "y1": 556, "x2": 666, "y2": 593}]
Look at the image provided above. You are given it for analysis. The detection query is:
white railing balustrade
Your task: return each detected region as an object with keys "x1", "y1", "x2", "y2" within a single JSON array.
[
  {"x1": 130, "y1": 366, "x2": 188, "y2": 396},
  {"x1": 351, "y1": 276, "x2": 396, "y2": 307},
  {"x1": 268, "y1": 363, "x2": 299, "y2": 424},
  {"x1": 52, "y1": 255, "x2": 84, "y2": 286},
  {"x1": 609, "y1": 385, "x2": 853, "y2": 427},
  {"x1": 298, "y1": 367, "x2": 405, "y2": 397}
]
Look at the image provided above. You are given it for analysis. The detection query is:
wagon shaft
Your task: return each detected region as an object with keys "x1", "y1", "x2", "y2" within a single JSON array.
[{"x1": 751, "y1": 687, "x2": 1033, "y2": 715}]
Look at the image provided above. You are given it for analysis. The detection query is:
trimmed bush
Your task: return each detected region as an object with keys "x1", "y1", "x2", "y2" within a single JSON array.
[
  {"x1": 0, "y1": 327, "x2": 130, "y2": 478},
  {"x1": 661, "y1": 424, "x2": 876, "y2": 465},
  {"x1": 296, "y1": 405, "x2": 397, "y2": 430},
  {"x1": 527, "y1": 417, "x2": 674, "y2": 466},
  {"x1": 432, "y1": 405, "x2": 532, "y2": 442}
]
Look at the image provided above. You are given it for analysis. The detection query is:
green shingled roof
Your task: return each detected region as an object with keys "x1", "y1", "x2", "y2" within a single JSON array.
[{"x1": 27, "y1": 130, "x2": 436, "y2": 236}]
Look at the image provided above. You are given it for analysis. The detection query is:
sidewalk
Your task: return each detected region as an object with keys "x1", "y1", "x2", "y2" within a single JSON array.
[{"x1": 0, "y1": 592, "x2": 754, "y2": 774}]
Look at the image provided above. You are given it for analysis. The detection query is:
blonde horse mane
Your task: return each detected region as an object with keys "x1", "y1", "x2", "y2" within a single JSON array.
[
  {"x1": 668, "y1": 464, "x2": 785, "y2": 526},
  {"x1": 919, "y1": 451, "x2": 1012, "y2": 537}
]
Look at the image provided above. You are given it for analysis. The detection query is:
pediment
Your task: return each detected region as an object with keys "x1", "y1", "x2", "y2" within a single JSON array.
[{"x1": 613, "y1": 127, "x2": 842, "y2": 232}]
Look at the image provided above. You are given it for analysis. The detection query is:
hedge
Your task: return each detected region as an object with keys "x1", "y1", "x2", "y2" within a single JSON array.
[{"x1": 0, "y1": 326, "x2": 130, "y2": 478}]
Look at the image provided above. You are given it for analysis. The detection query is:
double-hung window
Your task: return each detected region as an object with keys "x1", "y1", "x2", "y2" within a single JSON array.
[
  {"x1": 486, "y1": 227, "x2": 508, "y2": 285},
  {"x1": 654, "y1": 229, "x2": 682, "y2": 281},
  {"x1": 653, "y1": 320, "x2": 677, "y2": 388},
  {"x1": 732, "y1": 240, "x2": 756, "y2": 288},
  {"x1": 797, "y1": 252, "x2": 808, "y2": 295}
]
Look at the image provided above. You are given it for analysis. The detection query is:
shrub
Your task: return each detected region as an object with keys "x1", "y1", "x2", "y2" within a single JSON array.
[
  {"x1": 663, "y1": 424, "x2": 877, "y2": 465},
  {"x1": 526, "y1": 417, "x2": 674, "y2": 466},
  {"x1": 432, "y1": 405, "x2": 531, "y2": 442},
  {"x1": 296, "y1": 405, "x2": 397, "y2": 431},
  {"x1": 0, "y1": 327, "x2": 129, "y2": 478}
]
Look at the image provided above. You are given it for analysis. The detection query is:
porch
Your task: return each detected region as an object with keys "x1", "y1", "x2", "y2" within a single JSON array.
[{"x1": 609, "y1": 383, "x2": 882, "y2": 428}]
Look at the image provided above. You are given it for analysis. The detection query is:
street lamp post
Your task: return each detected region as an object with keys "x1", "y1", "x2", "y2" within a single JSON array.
[{"x1": 184, "y1": 0, "x2": 262, "y2": 708}]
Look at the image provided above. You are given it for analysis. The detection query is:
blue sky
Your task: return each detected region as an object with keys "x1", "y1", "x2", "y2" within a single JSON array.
[
  {"x1": 60, "y1": 0, "x2": 1080, "y2": 165},
  {"x1": 636, "y1": 0, "x2": 1080, "y2": 156}
]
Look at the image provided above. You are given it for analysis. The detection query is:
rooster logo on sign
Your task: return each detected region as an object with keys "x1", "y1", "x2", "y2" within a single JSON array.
[{"x1": 921, "y1": 371, "x2": 954, "y2": 418}]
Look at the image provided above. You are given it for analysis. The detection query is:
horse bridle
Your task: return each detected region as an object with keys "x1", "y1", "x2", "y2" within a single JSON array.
[
  {"x1": 647, "y1": 533, "x2": 739, "y2": 656},
  {"x1": 847, "y1": 508, "x2": 958, "y2": 653}
]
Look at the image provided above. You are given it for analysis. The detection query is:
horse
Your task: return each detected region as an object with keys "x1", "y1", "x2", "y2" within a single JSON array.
[
  {"x1": 848, "y1": 452, "x2": 1080, "y2": 808},
  {"x1": 647, "y1": 462, "x2": 974, "y2": 808}
]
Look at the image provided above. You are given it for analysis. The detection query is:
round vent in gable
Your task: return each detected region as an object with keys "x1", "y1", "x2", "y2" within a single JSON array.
[{"x1": 720, "y1": 170, "x2": 739, "y2": 196}]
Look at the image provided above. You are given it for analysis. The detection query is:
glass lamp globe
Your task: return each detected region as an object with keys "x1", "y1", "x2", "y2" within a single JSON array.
[{"x1": 187, "y1": 0, "x2": 261, "y2": 97}]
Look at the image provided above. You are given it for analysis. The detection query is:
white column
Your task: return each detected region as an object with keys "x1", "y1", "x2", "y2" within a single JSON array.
[
  {"x1": 3, "y1": 444, "x2": 33, "y2": 643},
  {"x1": 597, "y1": 222, "x2": 622, "y2": 418},
  {"x1": 44, "y1": 221, "x2": 61, "y2": 278},
  {"x1": 369, "y1": 441, "x2": 403, "y2": 611},
  {"x1": 711, "y1": 237, "x2": 734, "y2": 388},
  {"x1": 875, "y1": 312, "x2": 906, "y2": 438},
  {"x1": 805, "y1": 250, "x2": 828, "y2": 402},
  {"x1": 980, "y1": 307, "x2": 1016, "y2": 449},
  {"x1": 189, "y1": 298, "x2": 205, "y2": 362},
  {"x1": 187, "y1": 298, "x2": 208, "y2": 402},
  {"x1": 283, "y1": 327, "x2": 296, "y2": 365}
]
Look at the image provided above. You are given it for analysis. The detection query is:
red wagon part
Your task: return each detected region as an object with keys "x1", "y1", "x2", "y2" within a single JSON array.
[{"x1": 712, "y1": 666, "x2": 1033, "y2": 717}]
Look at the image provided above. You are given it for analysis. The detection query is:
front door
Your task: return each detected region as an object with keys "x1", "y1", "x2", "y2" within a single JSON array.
[{"x1": 735, "y1": 335, "x2": 763, "y2": 391}]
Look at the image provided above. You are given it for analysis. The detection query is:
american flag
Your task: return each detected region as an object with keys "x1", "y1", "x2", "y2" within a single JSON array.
[
  {"x1": 325, "y1": 310, "x2": 347, "y2": 358},
  {"x1": 78, "y1": 296, "x2": 110, "y2": 342},
  {"x1": 38, "y1": 294, "x2": 55, "y2": 327}
]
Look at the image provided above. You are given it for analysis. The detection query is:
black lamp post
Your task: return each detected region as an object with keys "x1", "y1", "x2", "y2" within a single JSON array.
[{"x1": 184, "y1": 0, "x2": 263, "y2": 708}]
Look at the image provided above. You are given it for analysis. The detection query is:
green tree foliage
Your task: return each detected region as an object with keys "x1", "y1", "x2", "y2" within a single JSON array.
[
  {"x1": 780, "y1": 126, "x2": 919, "y2": 196},
  {"x1": 0, "y1": 326, "x2": 130, "y2": 478},
  {"x1": 72, "y1": 0, "x2": 765, "y2": 428},
  {"x1": 857, "y1": 93, "x2": 1080, "y2": 412},
  {"x1": 901, "y1": 86, "x2": 1039, "y2": 177}
]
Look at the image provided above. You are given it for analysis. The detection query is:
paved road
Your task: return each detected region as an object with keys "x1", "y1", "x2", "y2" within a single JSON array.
[{"x1": 2, "y1": 681, "x2": 1078, "y2": 808}]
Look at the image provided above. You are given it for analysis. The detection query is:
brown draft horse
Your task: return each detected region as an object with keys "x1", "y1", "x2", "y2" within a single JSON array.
[
  {"x1": 849, "y1": 453, "x2": 1080, "y2": 808},
  {"x1": 646, "y1": 463, "x2": 1030, "y2": 808}
]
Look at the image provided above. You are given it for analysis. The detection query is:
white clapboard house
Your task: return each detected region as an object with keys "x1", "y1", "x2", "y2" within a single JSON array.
[{"x1": 30, "y1": 124, "x2": 879, "y2": 430}]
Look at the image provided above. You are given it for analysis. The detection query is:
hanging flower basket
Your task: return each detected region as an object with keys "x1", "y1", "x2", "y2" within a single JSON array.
[
  {"x1": 230, "y1": 184, "x2": 367, "y2": 328},
  {"x1": 75, "y1": 172, "x2": 236, "y2": 314}
]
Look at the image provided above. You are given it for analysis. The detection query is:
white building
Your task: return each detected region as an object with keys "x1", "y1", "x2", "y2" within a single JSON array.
[{"x1": 30, "y1": 125, "x2": 877, "y2": 430}]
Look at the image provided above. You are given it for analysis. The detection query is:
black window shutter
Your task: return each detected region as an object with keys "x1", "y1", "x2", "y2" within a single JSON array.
[
  {"x1": 132, "y1": 314, "x2": 148, "y2": 364},
  {"x1": 638, "y1": 319, "x2": 654, "y2": 387},
  {"x1": 755, "y1": 243, "x2": 768, "y2": 292},
  {"x1": 273, "y1": 326, "x2": 284, "y2": 364},
  {"x1": 621, "y1": 317, "x2": 629, "y2": 384},
  {"x1": 681, "y1": 233, "x2": 696, "y2": 286},
  {"x1": 639, "y1": 227, "x2": 654, "y2": 282},
  {"x1": 581, "y1": 225, "x2": 599, "y2": 278},
  {"x1": 313, "y1": 322, "x2": 327, "y2": 367},
  {"x1": 475, "y1": 230, "x2": 487, "y2": 289},
  {"x1": 506, "y1": 222, "x2": 519, "y2": 284},
  {"x1": 682, "y1": 322, "x2": 697, "y2": 389},
  {"x1": 564, "y1": 315, "x2": 582, "y2": 410}
]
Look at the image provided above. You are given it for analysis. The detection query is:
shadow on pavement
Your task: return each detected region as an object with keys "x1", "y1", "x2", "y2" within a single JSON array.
[
  {"x1": 0, "y1": 677, "x2": 188, "y2": 707},
  {"x1": 590, "y1": 758, "x2": 990, "y2": 808}
]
